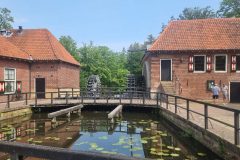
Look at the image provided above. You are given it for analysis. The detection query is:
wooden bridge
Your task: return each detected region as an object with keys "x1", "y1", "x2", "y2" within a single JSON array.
[
  {"x1": 0, "y1": 89, "x2": 240, "y2": 160},
  {"x1": 0, "y1": 90, "x2": 161, "y2": 109}
]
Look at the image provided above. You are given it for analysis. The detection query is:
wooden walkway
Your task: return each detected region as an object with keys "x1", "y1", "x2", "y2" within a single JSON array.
[{"x1": 0, "y1": 92, "x2": 239, "y2": 147}]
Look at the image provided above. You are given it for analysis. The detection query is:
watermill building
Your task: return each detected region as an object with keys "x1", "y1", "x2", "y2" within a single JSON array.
[
  {"x1": 143, "y1": 18, "x2": 240, "y2": 102},
  {"x1": 0, "y1": 27, "x2": 80, "y2": 98}
]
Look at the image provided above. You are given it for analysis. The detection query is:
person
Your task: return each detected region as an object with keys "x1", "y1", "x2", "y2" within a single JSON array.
[
  {"x1": 222, "y1": 83, "x2": 229, "y2": 104},
  {"x1": 212, "y1": 83, "x2": 220, "y2": 104}
]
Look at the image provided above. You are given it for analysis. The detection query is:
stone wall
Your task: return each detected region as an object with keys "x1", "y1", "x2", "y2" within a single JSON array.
[{"x1": 159, "y1": 107, "x2": 240, "y2": 160}]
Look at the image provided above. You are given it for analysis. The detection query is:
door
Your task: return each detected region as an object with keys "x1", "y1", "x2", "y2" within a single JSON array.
[
  {"x1": 230, "y1": 82, "x2": 240, "y2": 103},
  {"x1": 36, "y1": 78, "x2": 45, "y2": 98},
  {"x1": 161, "y1": 60, "x2": 172, "y2": 81}
]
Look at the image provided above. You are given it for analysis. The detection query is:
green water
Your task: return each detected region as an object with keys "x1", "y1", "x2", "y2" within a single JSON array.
[{"x1": 0, "y1": 111, "x2": 222, "y2": 160}]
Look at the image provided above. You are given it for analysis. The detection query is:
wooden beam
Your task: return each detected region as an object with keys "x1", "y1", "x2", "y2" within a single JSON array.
[
  {"x1": 48, "y1": 104, "x2": 84, "y2": 119},
  {"x1": 108, "y1": 105, "x2": 123, "y2": 120}
]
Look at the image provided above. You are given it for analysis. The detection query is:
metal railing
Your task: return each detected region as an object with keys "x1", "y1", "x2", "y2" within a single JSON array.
[
  {"x1": 159, "y1": 93, "x2": 240, "y2": 145},
  {"x1": 0, "y1": 140, "x2": 147, "y2": 160},
  {"x1": 0, "y1": 89, "x2": 239, "y2": 145}
]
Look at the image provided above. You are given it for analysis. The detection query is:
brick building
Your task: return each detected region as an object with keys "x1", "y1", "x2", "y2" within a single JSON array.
[
  {"x1": 0, "y1": 27, "x2": 80, "y2": 98},
  {"x1": 143, "y1": 18, "x2": 240, "y2": 103}
]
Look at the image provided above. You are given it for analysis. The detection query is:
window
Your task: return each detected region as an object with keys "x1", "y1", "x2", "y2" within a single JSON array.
[
  {"x1": 4, "y1": 68, "x2": 16, "y2": 93},
  {"x1": 237, "y1": 55, "x2": 240, "y2": 71},
  {"x1": 194, "y1": 56, "x2": 205, "y2": 72},
  {"x1": 215, "y1": 55, "x2": 227, "y2": 72}
]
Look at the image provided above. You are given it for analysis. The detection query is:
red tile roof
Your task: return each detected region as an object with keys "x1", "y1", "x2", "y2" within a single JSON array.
[
  {"x1": 8, "y1": 29, "x2": 80, "y2": 66},
  {"x1": 149, "y1": 18, "x2": 240, "y2": 51},
  {"x1": 0, "y1": 36, "x2": 29, "y2": 60}
]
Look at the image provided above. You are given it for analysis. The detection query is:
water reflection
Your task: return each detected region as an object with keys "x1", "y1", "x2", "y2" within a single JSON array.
[{"x1": 0, "y1": 111, "x2": 221, "y2": 160}]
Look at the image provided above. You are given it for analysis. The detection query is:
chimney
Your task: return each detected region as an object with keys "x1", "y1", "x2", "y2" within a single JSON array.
[{"x1": 18, "y1": 26, "x2": 23, "y2": 33}]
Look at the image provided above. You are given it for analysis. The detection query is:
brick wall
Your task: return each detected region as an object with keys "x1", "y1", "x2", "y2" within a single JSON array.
[
  {"x1": 0, "y1": 59, "x2": 30, "y2": 93},
  {"x1": 31, "y1": 61, "x2": 80, "y2": 92},
  {"x1": 148, "y1": 52, "x2": 240, "y2": 100},
  {"x1": 58, "y1": 62, "x2": 80, "y2": 89},
  {"x1": 0, "y1": 59, "x2": 30, "y2": 103},
  {"x1": 31, "y1": 62, "x2": 59, "y2": 92}
]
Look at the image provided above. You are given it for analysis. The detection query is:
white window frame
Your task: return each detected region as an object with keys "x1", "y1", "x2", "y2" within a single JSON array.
[
  {"x1": 214, "y1": 54, "x2": 227, "y2": 73},
  {"x1": 193, "y1": 55, "x2": 206, "y2": 73},
  {"x1": 4, "y1": 68, "x2": 16, "y2": 94},
  {"x1": 236, "y1": 54, "x2": 240, "y2": 73}
]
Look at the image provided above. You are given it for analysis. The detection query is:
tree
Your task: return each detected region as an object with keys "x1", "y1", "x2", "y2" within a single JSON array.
[
  {"x1": 59, "y1": 36, "x2": 79, "y2": 61},
  {"x1": 126, "y1": 42, "x2": 145, "y2": 75},
  {"x1": 217, "y1": 0, "x2": 240, "y2": 18},
  {"x1": 143, "y1": 34, "x2": 155, "y2": 47},
  {"x1": 79, "y1": 43, "x2": 129, "y2": 88},
  {"x1": 178, "y1": 6, "x2": 216, "y2": 20},
  {"x1": 0, "y1": 8, "x2": 14, "y2": 30}
]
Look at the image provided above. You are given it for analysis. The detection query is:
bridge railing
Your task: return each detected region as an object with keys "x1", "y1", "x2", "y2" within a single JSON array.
[
  {"x1": 0, "y1": 140, "x2": 147, "y2": 160},
  {"x1": 159, "y1": 92, "x2": 240, "y2": 146},
  {"x1": 0, "y1": 90, "x2": 239, "y2": 145}
]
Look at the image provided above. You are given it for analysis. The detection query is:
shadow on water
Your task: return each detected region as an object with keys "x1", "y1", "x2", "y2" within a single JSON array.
[{"x1": 0, "y1": 110, "x2": 223, "y2": 160}]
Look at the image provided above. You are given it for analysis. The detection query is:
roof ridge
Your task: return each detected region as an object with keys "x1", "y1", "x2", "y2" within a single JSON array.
[
  {"x1": 170, "y1": 17, "x2": 240, "y2": 23},
  {"x1": 45, "y1": 29, "x2": 59, "y2": 60}
]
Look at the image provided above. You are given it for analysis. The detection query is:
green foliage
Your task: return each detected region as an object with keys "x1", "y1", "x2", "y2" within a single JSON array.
[
  {"x1": 217, "y1": 0, "x2": 240, "y2": 18},
  {"x1": 126, "y1": 35, "x2": 155, "y2": 76},
  {"x1": 178, "y1": 6, "x2": 216, "y2": 20},
  {"x1": 59, "y1": 36, "x2": 79, "y2": 61},
  {"x1": 0, "y1": 8, "x2": 14, "y2": 30},
  {"x1": 79, "y1": 43, "x2": 129, "y2": 88},
  {"x1": 126, "y1": 42, "x2": 145, "y2": 75}
]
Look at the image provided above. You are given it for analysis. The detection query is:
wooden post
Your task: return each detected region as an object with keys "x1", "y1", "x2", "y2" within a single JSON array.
[
  {"x1": 72, "y1": 88, "x2": 74, "y2": 98},
  {"x1": 7, "y1": 94, "x2": 10, "y2": 108},
  {"x1": 160, "y1": 93, "x2": 162, "y2": 107},
  {"x1": 156, "y1": 93, "x2": 159, "y2": 107},
  {"x1": 234, "y1": 112, "x2": 240, "y2": 145},
  {"x1": 51, "y1": 92, "x2": 53, "y2": 106},
  {"x1": 119, "y1": 91, "x2": 122, "y2": 104},
  {"x1": 130, "y1": 92, "x2": 133, "y2": 104},
  {"x1": 35, "y1": 94, "x2": 37, "y2": 107},
  {"x1": 107, "y1": 90, "x2": 109, "y2": 104},
  {"x1": 25, "y1": 93, "x2": 28, "y2": 105},
  {"x1": 66, "y1": 92, "x2": 68, "y2": 104},
  {"x1": 166, "y1": 95, "x2": 168, "y2": 109},
  {"x1": 58, "y1": 88, "x2": 60, "y2": 98},
  {"x1": 204, "y1": 104, "x2": 208, "y2": 129},
  {"x1": 81, "y1": 91, "x2": 83, "y2": 104},
  {"x1": 186, "y1": 100, "x2": 189, "y2": 120},
  {"x1": 175, "y1": 96, "x2": 177, "y2": 114},
  {"x1": 143, "y1": 92, "x2": 145, "y2": 106},
  {"x1": 94, "y1": 91, "x2": 96, "y2": 104}
]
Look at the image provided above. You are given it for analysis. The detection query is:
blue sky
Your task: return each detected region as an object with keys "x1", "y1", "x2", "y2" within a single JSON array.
[{"x1": 0, "y1": 0, "x2": 221, "y2": 51}]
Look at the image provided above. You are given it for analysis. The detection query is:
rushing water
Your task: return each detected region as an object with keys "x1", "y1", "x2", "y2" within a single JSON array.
[{"x1": 0, "y1": 111, "x2": 222, "y2": 160}]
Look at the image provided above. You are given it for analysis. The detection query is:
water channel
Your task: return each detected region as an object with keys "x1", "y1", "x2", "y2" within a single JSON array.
[{"x1": 0, "y1": 110, "x2": 222, "y2": 160}]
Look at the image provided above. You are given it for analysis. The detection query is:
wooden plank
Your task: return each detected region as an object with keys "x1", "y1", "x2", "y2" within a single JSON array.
[
  {"x1": 48, "y1": 104, "x2": 84, "y2": 118},
  {"x1": 0, "y1": 141, "x2": 148, "y2": 160},
  {"x1": 108, "y1": 105, "x2": 123, "y2": 119}
]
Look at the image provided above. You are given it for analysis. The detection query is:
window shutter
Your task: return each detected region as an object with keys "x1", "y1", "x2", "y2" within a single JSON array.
[
  {"x1": 231, "y1": 55, "x2": 236, "y2": 72},
  {"x1": 206, "y1": 55, "x2": 212, "y2": 72},
  {"x1": 0, "y1": 81, "x2": 5, "y2": 94},
  {"x1": 188, "y1": 56, "x2": 193, "y2": 72},
  {"x1": 16, "y1": 81, "x2": 22, "y2": 93}
]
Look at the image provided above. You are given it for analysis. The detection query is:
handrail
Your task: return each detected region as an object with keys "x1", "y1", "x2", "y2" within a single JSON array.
[
  {"x1": 0, "y1": 141, "x2": 147, "y2": 160},
  {"x1": 0, "y1": 89, "x2": 239, "y2": 145}
]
